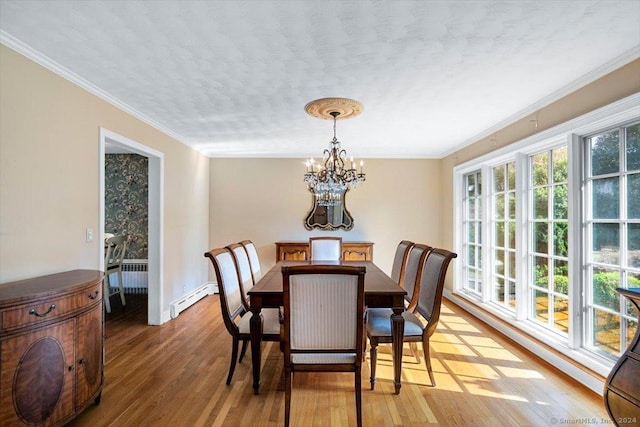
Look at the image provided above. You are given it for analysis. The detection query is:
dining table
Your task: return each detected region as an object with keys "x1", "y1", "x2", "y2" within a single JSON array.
[{"x1": 247, "y1": 260, "x2": 407, "y2": 395}]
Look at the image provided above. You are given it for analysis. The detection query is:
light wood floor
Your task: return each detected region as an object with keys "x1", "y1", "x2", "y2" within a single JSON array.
[{"x1": 68, "y1": 293, "x2": 609, "y2": 427}]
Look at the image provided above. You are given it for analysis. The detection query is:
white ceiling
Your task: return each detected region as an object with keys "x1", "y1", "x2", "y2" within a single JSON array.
[{"x1": 1, "y1": 0, "x2": 639, "y2": 159}]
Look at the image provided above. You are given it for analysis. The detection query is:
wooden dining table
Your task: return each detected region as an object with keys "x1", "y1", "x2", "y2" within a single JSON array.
[{"x1": 247, "y1": 260, "x2": 407, "y2": 395}]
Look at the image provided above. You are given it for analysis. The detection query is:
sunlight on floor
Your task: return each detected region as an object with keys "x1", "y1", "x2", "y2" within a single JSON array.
[{"x1": 366, "y1": 303, "x2": 556, "y2": 404}]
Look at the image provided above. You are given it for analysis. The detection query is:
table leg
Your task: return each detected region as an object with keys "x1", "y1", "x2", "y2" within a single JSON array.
[
  {"x1": 391, "y1": 307, "x2": 405, "y2": 394},
  {"x1": 249, "y1": 306, "x2": 263, "y2": 395}
]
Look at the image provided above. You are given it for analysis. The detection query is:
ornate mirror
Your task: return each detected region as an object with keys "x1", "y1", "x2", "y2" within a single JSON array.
[{"x1": 304, "y1": 189, "x2": 353, "y2": 230}]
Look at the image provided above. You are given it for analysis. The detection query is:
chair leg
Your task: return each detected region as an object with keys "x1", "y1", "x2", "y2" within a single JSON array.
[
  {"x1": 239, "y1": 339, "x2": 248, "y2": 363},
  {"x1": 409, "y1": 342, "x2": 421, "y2": 363},
  {"x1": 369, "y1": 338, "x2": 378, "y2": 390},
  {"x1": 355, "y1": 366, "x2": 362, "y2": 427},
  {"x1": 104, "y1": 274, "x2": 112, "y2": 314},
  {"x1": 226, "y1": 336, "x2": 239, "y2": 385},
  {"x1": 284, "y1": 367, "x2": 292, "y2": 427},
  {"x1": 422, "y1": 335, "x2": 435, "y2": 387},
  {"x1": 116, "y1": 270, "x2": 126, "y2": 307}
]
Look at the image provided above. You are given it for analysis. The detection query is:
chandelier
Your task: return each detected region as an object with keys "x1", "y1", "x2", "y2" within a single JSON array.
[{"x1": 303, "y1": 98, "x2": 366, "y2": 207}]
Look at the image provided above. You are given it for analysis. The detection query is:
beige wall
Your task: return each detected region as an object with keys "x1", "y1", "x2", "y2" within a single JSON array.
[
  {"x1": 440, "y1": 58, "x2": 640, "y2": 290},
  {"x1": 209, "y1": 158, "x2": 442, "y2": 276},
  {"x1": 0, "y1": 45, "x2": 210, "y2": 313}
]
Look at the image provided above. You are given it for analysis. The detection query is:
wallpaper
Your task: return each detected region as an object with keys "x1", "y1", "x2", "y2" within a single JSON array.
[{"x1": 105, "y1": 154, "x2": 148, "y2": 259}]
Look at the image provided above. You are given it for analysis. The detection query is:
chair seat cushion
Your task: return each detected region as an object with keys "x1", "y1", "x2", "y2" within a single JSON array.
[
  {"x1": 367, "y1": 310, "x2": 424, "y2": 337},
  {"x1": 238, "y1": 308, "x2": 280, "y2": 335},
  {"x1": 291, "y1": 353, "x2": 356, "y2": 364}
]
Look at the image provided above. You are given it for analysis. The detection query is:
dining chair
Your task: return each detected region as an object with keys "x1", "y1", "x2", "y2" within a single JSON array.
[
  {"x1": 205, "y1": 248, "x2": 281, "y2": 385},
  {"x1": 309, "y1": 236, "x2": 343, "y2": 261},
  {"x1": 367, "y1": 248, "x2": 457, "y2": 389},
  {"x1": 239, "y1": 240, "x2": 263, "y2": 284},
  {"x1": 226, "y1": 242, "x2": 255, "y2": 310},
  {"x1": 281, "y1": 264, "x2": 366, "y2": 427},
  {"x1": 366, "y1": 243, "x2": 431, "y2": 319},
  {"x1": 104, "y1": 234, "x2": 127, "y2": 313},
  {"x1": 390, "y1": 240, "x2": 415, "y2": 285}
]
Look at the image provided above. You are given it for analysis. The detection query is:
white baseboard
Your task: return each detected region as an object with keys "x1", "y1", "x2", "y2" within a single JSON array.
[{"x1": 169, "y1": 282, "x2": 217, "y2": 319}]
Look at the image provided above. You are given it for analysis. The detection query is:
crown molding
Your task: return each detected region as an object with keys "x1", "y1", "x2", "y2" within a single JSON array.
[
  {"x1": 442, "y1": 44, "x2": 640, "y2": 159},
  {"x1": 0, "y1": 30, "x2": 187, "y2": 147}
]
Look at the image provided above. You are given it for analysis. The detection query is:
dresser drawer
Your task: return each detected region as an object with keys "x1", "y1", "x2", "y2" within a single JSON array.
[{"x1": 0, "y1": 282, "x2": 102, "y2": 332}]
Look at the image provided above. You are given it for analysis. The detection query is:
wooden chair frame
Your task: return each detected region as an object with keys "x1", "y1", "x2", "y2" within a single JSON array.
[
  {"x1": 367, "y1": 248, "x2": 457, "y2": 389},
  {"x1": 205, "y1": 248, "x2": 281, "y2": 385},
  {"x1": 281, "y1": 264, "x2": 366, "y2": 427}
]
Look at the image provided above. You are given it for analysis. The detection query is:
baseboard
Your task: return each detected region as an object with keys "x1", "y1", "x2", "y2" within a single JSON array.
[{"x1": 169, "y1": 282, "x2": 217, "y2": 319}]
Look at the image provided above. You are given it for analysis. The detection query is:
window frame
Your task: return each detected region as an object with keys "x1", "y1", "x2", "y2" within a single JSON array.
[{"x1": 452, "y1": 93, "x2": 640, "y2": 377}]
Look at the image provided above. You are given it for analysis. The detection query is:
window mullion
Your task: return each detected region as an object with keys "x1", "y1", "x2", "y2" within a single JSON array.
[
  {"x1": 515, "y1": 153, "x2": 529, "y2": 321},
  {"x1": 481, "y1": 165, "x2": 493, "y2": 304},
  {"x1": 568, "y1": 133, "x2": 583, "y2": 349}
]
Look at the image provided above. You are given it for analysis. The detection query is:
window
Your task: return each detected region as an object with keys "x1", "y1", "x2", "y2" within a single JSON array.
[
  {"x1": 453, "y1": 94, "x2": 640, "y2": 374},
  {"x1": 462, "y1": 171, "x2": 483, "y2": 296},
  {"x1": 492, "y1": 162, "x2": 517, "y2": 311},
  {"x1": 529, "y1": 147, "x2": 569, "y2": 334},
  {"x1": 585, "y1": 122, "x2": 640, "y2": 357}
]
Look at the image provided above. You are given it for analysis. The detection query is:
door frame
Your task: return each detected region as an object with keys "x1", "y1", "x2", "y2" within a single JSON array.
[{"x1": 99, "y1": 127, "x2": 164, "y2": 325}]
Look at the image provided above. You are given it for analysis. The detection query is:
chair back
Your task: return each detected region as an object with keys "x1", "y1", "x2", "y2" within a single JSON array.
[
  {"x1": 390, "y1": 240, "x2": 414, "y2": 284},
  {"x1": 415, "y1": 248, "x2": 458, "y2": 337},
  {"x1": 105, "y1": 235, "x2": 127, "y2": 271},
  {"x1": 309, "y1": 236, "x2": 343, "y2": 261},
  {"x1": 240, "y1": 240, "x2": 262, "y2": 284},
  {"x1": 226, "y1": 243, "x2": 254, "y2": 309},
  {"x1": 401, "y1": 244, "x2": 431, "y2": 312},
  {"x1": 204, "y1": 248, "x2": 244, "y2": 335},
  {"x1": 282, "y1": 265, "x2": 365, "y2": 362}
]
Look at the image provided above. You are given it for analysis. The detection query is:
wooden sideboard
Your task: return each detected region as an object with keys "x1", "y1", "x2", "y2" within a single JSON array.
[
  {"x1": 275, "y1": 241, "x2": 373, "y2": 262},
  {"x1": 0, "y1": 270, "x2": 104, "y2": 426},
  {"x1": 604, "y1": 288, "x2": 640, "y2": 425}
]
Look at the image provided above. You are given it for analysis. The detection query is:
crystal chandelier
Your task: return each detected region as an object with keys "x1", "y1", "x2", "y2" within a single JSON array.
[{"x1": 303, "y1": 98, "x2": 366, "y2": 207}]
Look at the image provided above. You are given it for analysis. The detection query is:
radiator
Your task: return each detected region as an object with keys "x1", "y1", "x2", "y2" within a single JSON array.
[{"x1": 110, "y1": 259, "x2": 148, "y2": 295}]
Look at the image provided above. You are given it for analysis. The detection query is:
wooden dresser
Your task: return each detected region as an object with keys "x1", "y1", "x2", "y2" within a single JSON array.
[
  {"x1": 604, "y1": 288, "x2": 640, "y2": 425},
  {"x1": 275, "y1": 241, "x2": 373, "y2": 262},
  {"x1": 0, "y1": 270, "x2": 104, "y2": 426}
]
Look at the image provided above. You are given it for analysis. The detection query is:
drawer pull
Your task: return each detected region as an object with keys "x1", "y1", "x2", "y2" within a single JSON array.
[
  {"x1": 87, "y1": 291, "x2": 100, "y2": 300},
  {"x1": 29, "y1": 304, "x2": 56, "y2": 317}
]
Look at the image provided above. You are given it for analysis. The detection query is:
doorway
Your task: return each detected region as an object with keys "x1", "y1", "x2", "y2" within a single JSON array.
[{"x1": 99, "y1": 128, "x2": 164, "y2": 325}]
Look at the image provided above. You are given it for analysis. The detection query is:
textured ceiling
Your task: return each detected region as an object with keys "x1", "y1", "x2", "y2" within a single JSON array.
[{"x1": 1, "y1": 0, "x2": 639, "y2": 158}]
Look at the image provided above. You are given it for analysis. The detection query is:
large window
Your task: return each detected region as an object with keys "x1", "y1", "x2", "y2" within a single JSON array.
[
  {"x1": 585, "y1": 123, "x2": 640, "y2": 357},
  {"x1": 492, "y1": 162, "x2": 517, "y2": 310},
  {"x1": 454, "y1": 95, "x2": 640, "y2": 372},
  {"x1": 462, "y1": 171, "x2": 483, "y2": 296},
  {"x1": 529, "y1": 147, "x2": 569, "y2": 334}
]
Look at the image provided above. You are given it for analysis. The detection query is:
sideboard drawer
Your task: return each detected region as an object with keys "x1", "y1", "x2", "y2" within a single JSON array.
[{"x1": 0, "y1": 282, "x2": 102, "y2": 332}]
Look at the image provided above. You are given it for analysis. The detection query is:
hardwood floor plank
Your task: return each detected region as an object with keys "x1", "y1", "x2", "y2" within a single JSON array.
[{"x1": 68, "y1": 294, "x2": 609, "y2": 426}]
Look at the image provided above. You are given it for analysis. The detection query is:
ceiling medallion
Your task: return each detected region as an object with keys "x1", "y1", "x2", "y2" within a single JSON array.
[
  {"x1": 303, "y1": 98, "x2": 366, "y2": 207},
  {"x1": 304, "y1": 97, "x2": 363, "y2": 120}
]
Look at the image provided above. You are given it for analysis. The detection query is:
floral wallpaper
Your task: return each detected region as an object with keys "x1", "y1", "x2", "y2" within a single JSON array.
[{"x1": 105, "y1": 154, "x2": 148, "y2": 260}]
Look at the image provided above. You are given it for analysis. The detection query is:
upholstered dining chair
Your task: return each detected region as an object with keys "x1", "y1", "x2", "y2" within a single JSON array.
[
  {"x1": 226, "y1": 242, "x2": 255, "y2": 310},
  {"x1": 367, "y1": 248, "x2": 457, "y2": 389},
  {"x1": 366, "y1": 243, "x2": 431, "y2": 320},
  {"x1": 281, "y1": 264, "x2": 366, "y2": 427},
  {"x1": 205, "y1": 248, "x2": 281, "y2": 385},
  {"x1": 104, "y1": 234, "x2": 127, "y2": 313},
  {"x1": 239, "y1": 240, "x2": 263, "y2": 285},
  {"x1": 309, "y1": 236, "x2": 343, "y2": 261},
  {"x1": 390, "y1": 240, "x2": 415, "y2": 285}
]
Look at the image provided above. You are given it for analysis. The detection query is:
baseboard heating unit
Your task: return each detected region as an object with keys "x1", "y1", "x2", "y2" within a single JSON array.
[{"x1": 169, "y1": 282, "x2": 217, "y2": 319}]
